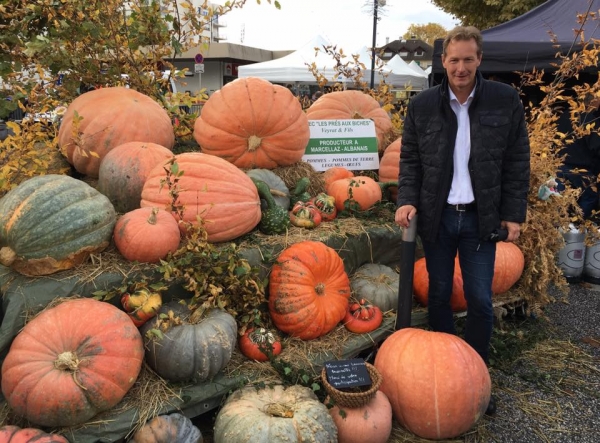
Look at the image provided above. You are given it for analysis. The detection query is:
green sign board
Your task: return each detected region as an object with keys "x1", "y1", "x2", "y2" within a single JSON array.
[{"x1": 302, "y1": 119, "x2": 379, "y2": 171}]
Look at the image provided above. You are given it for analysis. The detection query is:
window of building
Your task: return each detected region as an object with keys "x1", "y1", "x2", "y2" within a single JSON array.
[
  {"x1": 399, "y1": 51, "x2": 408, "y2": 57},
  {"x1": 414, "y1": 50, "x2": 424, "y2": 57}
]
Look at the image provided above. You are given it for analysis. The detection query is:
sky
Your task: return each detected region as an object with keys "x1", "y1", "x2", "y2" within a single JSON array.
[{"x1": 216, "y1": 0, "x2": 458, "y2": 52}]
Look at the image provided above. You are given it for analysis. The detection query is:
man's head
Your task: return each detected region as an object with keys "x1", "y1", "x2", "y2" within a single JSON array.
[{"x1": 442, "y1": 26, "x2": 483, "y2": 96}]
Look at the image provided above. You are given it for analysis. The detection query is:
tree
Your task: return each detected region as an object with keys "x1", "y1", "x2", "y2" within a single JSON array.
[
  {"x1": 431, "y1": 0, "x2": 546, "y2": 30},
  {"x1": 402, "y1": 23, "x2": 448, "y2": 46}
]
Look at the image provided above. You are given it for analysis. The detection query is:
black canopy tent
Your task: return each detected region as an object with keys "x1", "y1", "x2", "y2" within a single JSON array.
[{"x1": 431, "y1": 0, "x2": 600, "y2": 84}]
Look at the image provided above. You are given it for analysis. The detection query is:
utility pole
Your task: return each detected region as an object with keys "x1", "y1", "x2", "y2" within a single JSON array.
[{"x1": 370, "y1": 0, "x2": 386, "y2": 89}]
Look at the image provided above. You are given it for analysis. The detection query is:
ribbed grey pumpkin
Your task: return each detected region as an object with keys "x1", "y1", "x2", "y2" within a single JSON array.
[
  {"x1": 131, "y1": 412, "x2": 203, "y2": 443},
  {"x1": 0, "y1": 174, "x2": 116, "y2": 276},
  {"x1": 350, "y1": 263, "x2": 400, "y2": 311},
  {"x1": 140, "y1": 301, "x2": 237, "y2": 383},
  {"x1": 213, "y1": 385, "x2": 337, "y2": 443},
  {"x1": 246, "y1": 169, "x2": 290, "y2": 210}
]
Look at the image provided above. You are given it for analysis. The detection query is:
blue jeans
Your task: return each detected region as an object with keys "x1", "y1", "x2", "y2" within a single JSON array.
[{"x1": 422, "y1": 207, "x2": 496, "y2": 363}]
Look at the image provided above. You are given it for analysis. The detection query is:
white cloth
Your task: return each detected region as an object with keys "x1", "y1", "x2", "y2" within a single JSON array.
[{"x1": 447, "y1": 87, "x2": 476, "y2": 205}]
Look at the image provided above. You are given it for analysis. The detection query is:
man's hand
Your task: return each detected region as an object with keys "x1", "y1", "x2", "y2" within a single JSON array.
[
  {"x1": 395, "y1": 205, "x2": 417, "y2": 228},
  {"x1": 501, "y1": 221, "x2": 521, "y2": 242}
]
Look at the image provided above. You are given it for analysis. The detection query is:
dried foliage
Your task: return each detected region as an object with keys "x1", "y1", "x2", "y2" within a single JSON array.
[{"x1": 513, "y1": 12, "x2": 600, "y2": 308}]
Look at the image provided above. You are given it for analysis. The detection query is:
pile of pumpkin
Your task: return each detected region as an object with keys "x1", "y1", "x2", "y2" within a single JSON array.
[{"x1": 0, "y1": 77, "x2": 525, "y2": 442}]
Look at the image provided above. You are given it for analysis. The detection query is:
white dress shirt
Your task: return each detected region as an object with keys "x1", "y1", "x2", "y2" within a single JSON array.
[{"x1": 447, "y1": 87, "x2": 476, "y2": 205}]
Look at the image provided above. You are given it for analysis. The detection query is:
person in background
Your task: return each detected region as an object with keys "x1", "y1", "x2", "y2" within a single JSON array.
[
  {"x1": 556, "y1": 96, "x2": 600, "y2": 220},
  {"x1": 394, "y1": 26, "x2": 531, "y2": 416}
]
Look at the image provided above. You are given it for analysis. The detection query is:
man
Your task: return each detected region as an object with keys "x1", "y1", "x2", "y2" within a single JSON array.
[{"x1": 395, "y1": 26, "x2": 530, "y2": 416}]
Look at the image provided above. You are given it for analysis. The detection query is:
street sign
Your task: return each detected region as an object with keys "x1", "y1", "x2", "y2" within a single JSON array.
[
  {"x1": 194, "y1": 63, "x2": 205, "y2": 74},
  {"x1": 194, "y1": 53, "x2": 204, "y2": 64}
]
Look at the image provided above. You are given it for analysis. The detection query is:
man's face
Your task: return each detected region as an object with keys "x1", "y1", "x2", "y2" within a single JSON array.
[{"x1": 442, "y1": 39, "x2": 482, "y2": 93}]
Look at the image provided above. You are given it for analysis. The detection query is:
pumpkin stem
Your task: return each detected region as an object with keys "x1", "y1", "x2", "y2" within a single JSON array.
[
  {"x1": 147, "y1": 207, "x2": 159, "y2": 225},
  {"x1": 0, "y1": 247, "x2": 16, "y2": 266},
  {"x1": 55, "y1": 351, "x2": 81, "y2": 372},
  {"x1": 264, "y1": 402, "x2": 295, "y2": 418},
  {"x1": 315, "y1": 282, "x2": 325, "y2": 295},
  {"x1": 247, "y1": 135, "x2": 262, "y2": 152}
]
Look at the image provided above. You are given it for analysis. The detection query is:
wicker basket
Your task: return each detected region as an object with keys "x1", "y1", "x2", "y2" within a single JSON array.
[{"x1": 321, "y1": 362, "x2": 382, "y2": 408}]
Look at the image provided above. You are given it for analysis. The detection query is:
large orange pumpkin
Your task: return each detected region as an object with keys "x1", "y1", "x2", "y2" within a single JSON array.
[
  {"x1": 98, "y1": 141, "x2": 174, "y2": 213},
  {"x1": 413, "y1": 256, "x2": 467, "y2": 312},
  {"x1": 378, "y1": 138, "x2": 401, "y2": 202},
  {"x1": 58, "y1": 87, "x2": 175, "y2": 178},
  {"x1": 306, "y1": 90, "x2": 393, "y2": 152},
  {"x1": 374, "y1": 328, "x2": 491, "y2": 440},
  {"x1": 193, "y1": 77, "x2": 310, "y2": 169},
  {"x1": 328, "y1": 391, "x2": 393, "y2": 443},
  {"x1": 414, "y1": 243, "x2": 525, "y2": 310},
  {"x1": 140, "y1": 152, "x2": 261, "y2": 242},
  {"x1": 269, "y1": 241, "x2": 351, "y2": 340},
  {"x1": 1, "y1": 298, "x2": 145, "y2": 427},
  {"x1": 327, "y1": 176, "x2": 382, "y2": 212}
]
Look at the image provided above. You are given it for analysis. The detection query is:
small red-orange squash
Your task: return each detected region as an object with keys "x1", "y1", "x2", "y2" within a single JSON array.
[
  {"x1": 58, "y1": 87, "x2": 175, "y2": 178},
  {"x1": 374, "y1": 328, "x2": 491, "y2": 440},
  {"x1": 269, "y1": 241, "x2": 351, "y2": 340},
  {"x1": 307, "y1": 90, "x2": 393, "y2": 152},
  {"x1": 193, "y1": 77, "x2": 310, "y2": 169},
  {"x1": 0, "y1": 426, "x2": 69, "y2": 443},
  {"x1": 378, "y1": 138, "x2": 401, "y2": 201},
  {"x1": 140, "y1": 152, "x2": 261, "y2": 242},
  {"x1": 114, "y1": 207, "x2": 181, "y2": 263},
  {"x1": 327, "y1": 176, "x2": 382, "y2": 212},
  {"x1": 98, "y1": 141, "x2": 174, "y2": 213},
  {"x1": 1, "y1": 298, "x2": 145, "y2": 427},
  {"x1": 328, "y1": 390, "x2": 393, "y2": 443}
]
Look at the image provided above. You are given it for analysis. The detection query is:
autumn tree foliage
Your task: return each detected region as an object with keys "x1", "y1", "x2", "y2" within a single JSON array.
[
  {"x1": 402, "y1": 23, "x2": 449, "y2": 46},
  {"x1": 432, "y1": 0, "x2": 546, "y2": 30}
]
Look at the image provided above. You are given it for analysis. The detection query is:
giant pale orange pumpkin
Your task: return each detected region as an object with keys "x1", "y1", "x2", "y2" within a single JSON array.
[
  {"x1": 327, "y1": 176, "x2": 382, "y2": 212},
  {"x1": 58, "y1": 87, "x2": 175, "y2": 177},
  {"x1": 378, "y1": 138, "x2": 401, "y2": 202},
  {"x1": 140, "y1": 152, "x2": 261, "y2": 242},
  {"x1": 98, "y1": 141, "x2": 174, "y2": 213},
  {"x1": 269, "y1": 241, "x2": 351, "y2": 340},
  {"x1": 1, "y1": 298, "x2": 145, "y2": 427},
  {"x1": 193, "y1": 77, "x2": 310, "y2": 169},
  {"x1": 307, "y1": 90, "x2": 393, "y2": 152},
  {"x1": 374, "y1": 328, "x2": 491, "y2": 440}
]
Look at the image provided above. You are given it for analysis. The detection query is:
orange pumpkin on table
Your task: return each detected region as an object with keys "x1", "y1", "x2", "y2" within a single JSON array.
[
  {"x1": 307, "y1": 90, "x2": 393, "y2": 152},
  {"x1": 58, "y1": 87, "x2": 174, "y2": 178},
  {"x1": 327, "y1": 176, "x2": 383, "y2": 212},
  {"x1": 269, "y1": 241, "x2": 351, "y2": 340},
  {"x1": 378, "y1": 138, "x2": 401, "y2": 202},
  {"x1": 193, "y1": 77, "x2": 310, "y2": 169}
]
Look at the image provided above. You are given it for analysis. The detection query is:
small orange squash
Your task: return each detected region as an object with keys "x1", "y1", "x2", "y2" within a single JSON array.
[
  {"x1": 328, "y1": 176, "x2": 382, "y2": 212},
  {"x1": 58, "y1": 87, "x2": 175, "y2": 177},
  {"x1": 328, "y1": 390, "x2": 393, "y2": 443},
  {"x1": 323, "y1": 167, "x2": 354, "y2": 193},
  {"x1": 307, "y1": 90, "x2": 393, "y2": 152},
  {"x1": 113, "y1": 207, "x2": 181, "y2": 263},
  {"x1": 193, "y1": 77, "x2": 310, "y2": 169},
  {"x1": 269, "y1": 241, "x2": 351, "y2": 340},
  {"x1": 140, "y1": 152, "x2": 261, "y2": 242},
  {"x1": 374, "y1": 328, "x2": 491, "y2": 440},
  {"x1": 491, "y1": 242, "x2": 525, "y2": 293}
]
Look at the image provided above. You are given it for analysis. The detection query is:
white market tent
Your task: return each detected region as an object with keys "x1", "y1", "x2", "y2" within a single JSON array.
[
  {"x1": 237, "y1": 35, "x2": 428, "y2": 89},
  {"x1": 382, "y1": 55, "x2": 429, "y2": 90},
  {"x1": 237, "y1": 35, "x2": 349, "y2": 84},
  {"x1": 408, "y1": 60, "x2": 426, "y2": 75}
]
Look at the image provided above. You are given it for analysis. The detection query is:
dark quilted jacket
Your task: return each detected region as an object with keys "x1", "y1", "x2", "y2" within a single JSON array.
[{"x1": 397, "y1": 71, "x2": 530, "y2": 242}]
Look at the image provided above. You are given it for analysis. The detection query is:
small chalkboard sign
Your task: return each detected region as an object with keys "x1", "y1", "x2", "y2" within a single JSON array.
[{"x1": 324, "y1": 358, "x2": 372, "y2": 389}]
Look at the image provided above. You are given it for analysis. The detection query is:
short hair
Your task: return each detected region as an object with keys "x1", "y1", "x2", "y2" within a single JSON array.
[{"x1": 443, "y1": 26, "x2": 483, "y2": 56}]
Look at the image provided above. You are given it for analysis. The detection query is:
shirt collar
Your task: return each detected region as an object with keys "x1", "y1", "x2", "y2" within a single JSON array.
[{"x1": 448, "y1": 81, "x2": 477, "y2": 105}]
